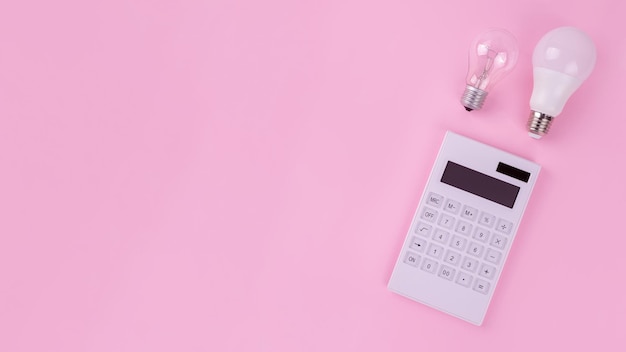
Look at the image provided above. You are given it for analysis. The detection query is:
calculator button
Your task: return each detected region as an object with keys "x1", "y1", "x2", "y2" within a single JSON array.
[
  {"x1": 409, "y1": 236, "x2": 427, "y2": 252},
  {"x1": 455, "y1": 271, "x2": 473, "y2": 287},
  {"x1": 421, "y1": 258, "x2": 438, "y2": 274},
  {"x1": 432, "y1": 229, "x2": 450, "y2": 244},
  {"x1": 490, "y1": 233, "x2": 507, "y2": 250},
  {"x1": 461, "y1": 257, "x2": 479, "y2": 273},
  {"x1": 438, "y1": 213, "x2": 455, "y2": 229},
  {"x1": 450, "y1": 235, "x2": 467, "y2": 251},
  {"x1": 443, "y1": 199, "x2": 461, "y2": 214},
  {"x1": 455, "y1": 220, "x2": 472, "y2": 236},
  {"x1": 427, "y1": 243, "x2": 444, "y2": 259},
  {"x1": 479, "y1": 263, "x2": 496, "y2": 280},
  {"x1": 496, "y1": 218, "x2": 513, "y2": 234},
  {"x1": 444, "y1": 250, "x2": 462, "y2": 266},
  {"x1": 484, "y1": 248, "x2": 502, "y2": 264},
  {"x1": 479, "y1": 212, "x2": 496, "y2": 228},
  {"x1": 467, "y1": 242, "x2": 484, "y2": 258},
  {"x1": 426, "y1": 193, "x2": 444, "y2": 208},
  {"x1": 414, "y1": 222, "x2": 432, "y2": 237},
  {"x1": 473, "y1": 227, "x2": 490, "y2": 243},
  {"x1": 404, "y1": 251, "x2": 421, "y2": 267},
  {"x1": 461, "y1": 205, "x2": 478, "y2": 221},
  {"x1": 421, "y1": 207, "x2": 438, "y2": 223},
  {"x1": 438, "y1": 265, "x2": 456, "y2": 281},
  {"x1": 473, "y1": 279, "x2": 490, "y2": 294}
]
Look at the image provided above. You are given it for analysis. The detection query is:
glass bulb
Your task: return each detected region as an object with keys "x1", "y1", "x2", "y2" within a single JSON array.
[
  {"x1": 527, "y1": 26, "x2": 597, "y2": 139},
  {"x1": 461, "y1": 29, "x2": 519, "y2": 111}
]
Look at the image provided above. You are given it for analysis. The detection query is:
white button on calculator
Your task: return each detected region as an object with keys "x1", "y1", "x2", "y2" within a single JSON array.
[
  {"x1": 427, "y1": 193, "x2": 444, "y2": 208},
  {"x1": 414, "y1": 222, "x2": 432, "y2": 237},
  {"x1": 388, "y1": 131, "x2": 540, "y2": 325},
  {"x1": 444, "y1": 199, "x2": 461, "y2": 214}
]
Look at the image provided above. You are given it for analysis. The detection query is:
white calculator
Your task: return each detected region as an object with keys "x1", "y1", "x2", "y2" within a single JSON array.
[{"x1": 388, "y1": 131, "x2": 540, "y2": 325}]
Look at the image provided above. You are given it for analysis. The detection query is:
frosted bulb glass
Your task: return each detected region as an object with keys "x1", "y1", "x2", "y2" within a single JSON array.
[
  {"x1": 527, "y1": 27, "x2": 597, "y2": 139},
  {"x1": 461, "y1": 29, "x2": 519, "y2": 111}
]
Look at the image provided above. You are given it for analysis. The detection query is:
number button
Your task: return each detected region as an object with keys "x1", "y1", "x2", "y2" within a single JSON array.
[
  {"x1": 438, "y1": 213, "x2": 455, "y2": 229},
  {"x1": 473, "y1": 279, "x2": 490, "y2": 294},
  {"x1": 461, "y1": 205, "x2": 478, "y2": 221},
  {"x1": 496, "y1": 218, "x2": 513, "y2": 234},
  {"x1": 473, "y1": 227, "x2": 490, "y2": 243},
  {"x1": 438, "y1": 265, "x2": 456, "y2": 281},
  {"x1": 455, "y1": 220, "x2": 472, "y2": 236},
  {"x1": 432, "y1": 229, "x2": 450, "y2": 244},
  {"x1": 450, "y1": 235, "x2": 467, "y2": 251},
  {"x1": 444, "y1": 250, "x2": 462, "y2": 266},
  {"x1": 484, "y1": 248, "x2": 502, "y2": 264},
  {"x1": 427, "y1": 243, "x2": 444, "y2": 259},
  {"x1": 426, "y1": 193, "x2": 444, "y2": 208},
  {"x1": 490, "y1": 233, "x2": 507, "y2": 250},
  {"x1": 467, "y1": 242, "x2": 484, "y2": 258},
  {"x1": 404, "y1": 251, "x2": 420, "y2": 267},
  {"x1": 421, "y1": 258, "x2": 438, "y2": 274},
  {"x1": 414, "y1": 222, "x2": 432, "y2": 237},
  {"x1": 421, "y1": 207, "x2": 438, "y2": 222},
  {"x1": 461, "y1": 257, "x2": 479, "y2": 273},
  {"x1": 444, "y1": 199, "x2": 460, "y2": 214},
  {"x1": 456, "y1": 271, "x2": 473, "y2": 287},
  {"x1": 409, "y1": 236, "x2": 427, "y2": 253},
  {"x1": 479, "y1": 212, "x2": 496, "y2": 228},
  {"x1": 479, "y1": 263, "x2": 496, "y2": 280}
]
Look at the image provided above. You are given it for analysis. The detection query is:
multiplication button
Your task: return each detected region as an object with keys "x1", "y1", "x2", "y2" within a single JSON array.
[{"x1": 490, "y1": 233, "x2": 507, "y2": 250}]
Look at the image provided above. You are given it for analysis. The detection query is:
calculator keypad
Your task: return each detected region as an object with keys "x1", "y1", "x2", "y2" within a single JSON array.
[{"x1": 405, "y1": 193, "x2": 514, "y2": 295}]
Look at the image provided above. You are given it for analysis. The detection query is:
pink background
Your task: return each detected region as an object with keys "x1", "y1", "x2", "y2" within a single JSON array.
[{"x1": 1, "y1": 0, "x2": 625, "y2": 351}]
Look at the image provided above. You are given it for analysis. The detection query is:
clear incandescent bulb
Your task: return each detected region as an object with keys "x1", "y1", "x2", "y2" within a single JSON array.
[
  {"x1": 527, "y1": 26, "x2": 597, "y2": 139},
  {"x1": 461, "y1": 29, "x2": 519, "y2": 111}
]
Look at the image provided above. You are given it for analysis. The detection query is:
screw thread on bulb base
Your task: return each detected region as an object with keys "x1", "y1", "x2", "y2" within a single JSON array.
[
  {"x1": 461, "y1": 86, "x2": 488, "y2": 111},
  {"x1": 527, "y1": 111, "x2": 554, "y2": 139}
]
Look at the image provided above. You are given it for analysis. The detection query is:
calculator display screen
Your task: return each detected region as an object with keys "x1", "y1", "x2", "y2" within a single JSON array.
[{"x1": 440, "y1": 161, "x2": 520, "y2": 208}]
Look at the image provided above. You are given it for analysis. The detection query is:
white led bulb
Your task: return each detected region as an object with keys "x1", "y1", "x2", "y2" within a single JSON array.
[{"x1": 528, "y1": 27, "x2": 597, "y2": 139}]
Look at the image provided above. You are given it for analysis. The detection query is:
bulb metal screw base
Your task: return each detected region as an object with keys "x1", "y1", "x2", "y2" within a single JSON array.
[
  {"x1": 527, "y1": 111, "x2": 554, "y2": 139},
  {"x1": 461, "y1": 85, "x2": 488, "y2": 111}
]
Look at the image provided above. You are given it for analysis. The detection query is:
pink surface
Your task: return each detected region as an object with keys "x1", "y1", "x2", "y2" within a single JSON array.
[{"x1": 1, "y1": 0, "x2": 625, "y2": 351}]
